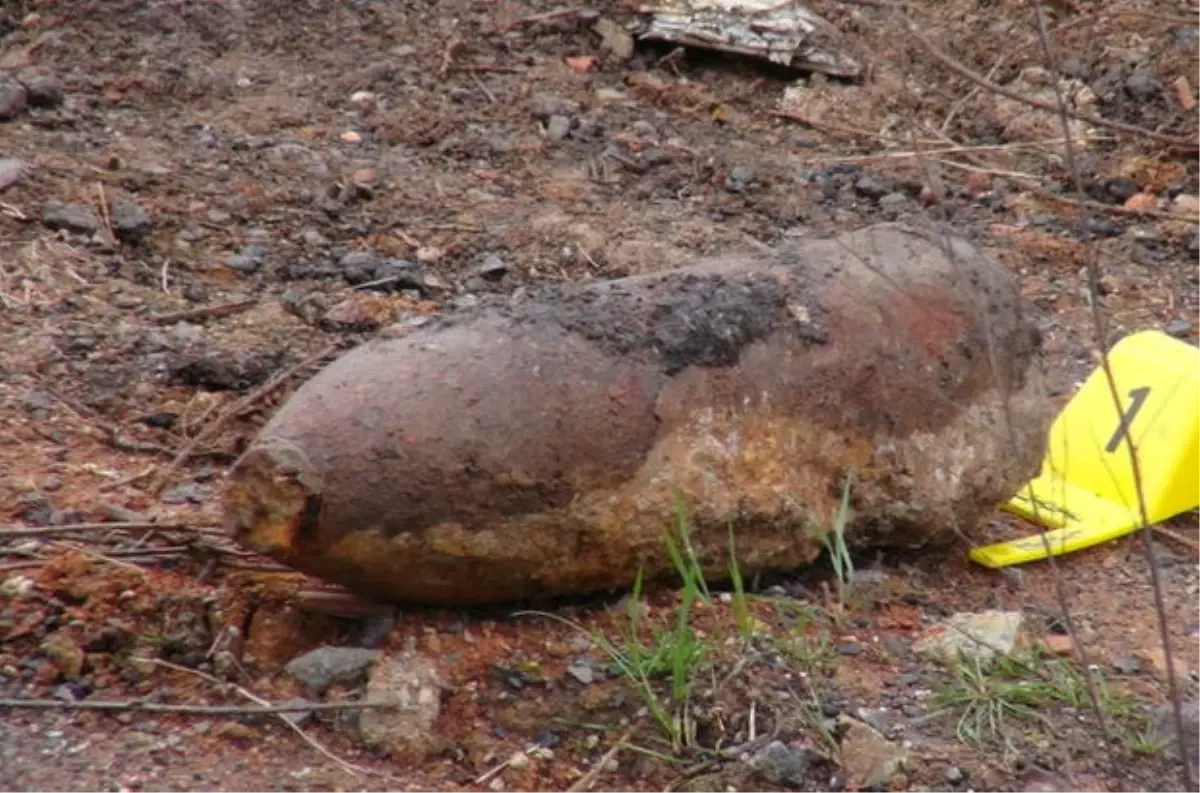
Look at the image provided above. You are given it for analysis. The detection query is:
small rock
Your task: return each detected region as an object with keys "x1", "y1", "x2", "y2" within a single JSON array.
[
  {"x1": 339, "y1": 249, "x2": 379, "y2": 282},
  {"x1": 0, "y1": 157, "x2": 25, "y2": 192},
  {"x1": 372, "y1": 259, "x2": 424, "y2": 291},
  {"x1": 1057, "y1": 58, "x2": 1088, "y2": 79},
  {"x1": 109, "y1": 197, "x2": 153, "y2": 241},
  {"x1": 357, "y1": 653, "x2": 442, "y2": 758},
  {"x1": 545, "y1": 115, "x2": 571, "y2": 140},
  {"x1": 227, "y1": 243, "x2": 269, "y2": 275},
  {"x1": 42, "y1": 200, "x2": 99, "y2": 234},
  {"x1": 508, "y1": 751, "x2": 530, "y2": 769},
  {"x1": 836, "y1": 642, "x2": 864, "y2": 656},
  {"x1": 566, "y1": 662, "x2": 595, "y2": 685},
  {"x1": 300, "y1": 229, "x2": 328, "y2": 247},
  {"x1": 914, "y1": 610, "x2": 1025, "y2": 668},
  {"x1": 749, "y1": 740, "x2": 822, "y2": 787},
  {"x1": 0, "y1": 77, "x2": 28, "y2": 120},
  {"x1": 854, "y1": 174, "x2": 891, "y2": 200},
  {"x1": 1105, "y1": 177, "x2": 1141, "y2": 203},
  {"x1": 1123, "y1": 193, "x2": 1159, "y2": 213},
  {"x1": 593, "y1": 17, "x2": 635, "y2": 61},
  {"x1": 1165, "y1": 319, "x2": 1192, "y2": 338},
  {"x1": 530, "y1": 93, "x2": 580, "y2": 120},
  {"x1": 285, "y1": 646, "x2": 380, "y2": 693},
  {"x1": 836, "y1": 714, "x2": 909, "y2": 790},
  {"x1": 20, "y1": 72, "x2": 63, "y2": 108},
  {"x1": 278, "y1": 697, "x2": 315, "y2": 727},
  {"x1": 877, "y1": 192, "x2": 908, "y2": 208},
  {"x1": 1125, "y1": 71, "x2": 1163, "y2": 101},
  {"x1": 724, "y1": 165, "x2": 756, "y2": 193},
  {"x1": 476, "y1": 254, "x2": 509, "y2": 281},
  {"x1": 159, "y1": 482, "x2": 209, "y2": 505},
  {"x1": 945, "y1": 765, "x2": 967, "y2": 785},
  {"x1": 1189, "y1": 231, "x2": 1199, "y2": 254}
]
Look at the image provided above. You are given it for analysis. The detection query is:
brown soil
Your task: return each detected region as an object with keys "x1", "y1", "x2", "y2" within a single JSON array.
[{"x1": 0, "y1": 0, "x2": 1197, "y2": 791}]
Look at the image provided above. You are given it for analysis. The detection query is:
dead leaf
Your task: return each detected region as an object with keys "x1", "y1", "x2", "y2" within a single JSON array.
[
  {"x1": 565, "y1": 56, "x2": 596, "y2": 73},
  {"x1": 1173, "y1": 75, "x2": 1197, "y2": 110},
  {"x1": 1123, "y1": 192, "x2": 1158, "y2": 212}
]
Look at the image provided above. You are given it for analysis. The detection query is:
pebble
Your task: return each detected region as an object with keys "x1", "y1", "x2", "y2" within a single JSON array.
[
  {"x1": 20, "y1": 72, "x2": 63, "y2": 108},
  {"x1": 946, "y1": 765, "x2": 966, "y2": 785},
  {"x1": 110, "y1": 197, "x2": 153, "y2": 241},
  {"x1": 1189, "y1": 231, "x2": 1199, "y2": 254},
  {"x1": 724, "y1": 165, "x2": 756, "y2": 193},
  {"x1": 372, "y1": 259, "x2": 424, "y2": 291},
  {"x1": 285, "y1": 646, "x2": 380, "y2": 692},
  {"x1": 836, "y1": 642, "x2": 864, "y2": 656},
  {"x1": 1172, "y1": 193, "x2": 1199, "y2": 215},
  {"x1": 159, "y1": 482, "x2": 209, "y2": 505},
  {"x1": 877, "y1": 192, "x2": 908, "y2": 208},
  {"x1": 545, "y1": 115, "x2": 571, "y2": 140},
  {"x1": 0, "y1": 76, "x2": 28, "y2": 120},
  {"x1": 854, "y1": 174, "x2": 891, "y2": 200},
  {"x1": 566, "y1": 662, "x2": 595, "y2": 685},
  {"x1": 1166, "y1": 319, "x2": 1192, "y2": 338},
  {"x1": 749, "y1": 740, "x2": 819, "y2": 787},
  {"x1": 1112, "y1": 656, "x2": 1141, "y2": 674},
  {"x1": 0, "y1": 157, "x2": 25, "y2": 192},
  {"x1": 476, "y1": 253, "x2": 509, "y2": 281},
  {"x1": 300, "y1": 229, "x2": 328, "y2": 246},
  {"x1": 1104, "y1": 177, "x2": 1140, "y2": 203},
  {"x1": 227, "y1": 243, "x2": 269, "y2": 274},
  {"x1": 1124, "y1": 71, "x2": 1162, "y2": 101},
  {"x1": 42, "y1": 200, "x2": 100, "y2": 234}
]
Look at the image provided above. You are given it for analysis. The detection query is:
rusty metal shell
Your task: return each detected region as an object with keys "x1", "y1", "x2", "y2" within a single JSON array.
[{"x1": 224, "y1": 223, "x2": 1051, "y2": 605}]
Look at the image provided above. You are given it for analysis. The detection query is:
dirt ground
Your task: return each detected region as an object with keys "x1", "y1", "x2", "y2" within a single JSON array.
[{"x1": 0, "y1": 0, "x2": 1198, "y2": 790}]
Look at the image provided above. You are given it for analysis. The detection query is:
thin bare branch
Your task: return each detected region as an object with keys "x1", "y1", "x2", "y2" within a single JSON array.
[{"x1": 0, "y1": 698, "x2": 389, "y2": 715}]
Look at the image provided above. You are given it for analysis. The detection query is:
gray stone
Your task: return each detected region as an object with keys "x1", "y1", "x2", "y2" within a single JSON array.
[
  {"x1": 1125, "y1": 71, "x2": 1162, "y2": 101},
  {"x1": 1166, "y1": 319, "x2": 1192, "y2": 338},
  {"x1": 914, "y1": 610, "x2": 1025, "y2": 668},
  {"x1": 42, "y1": 201, "x2": 99, "y2": 234},
  {"x1": 371, "y1": 259, "x2": 424, "y2": 291},
  {"x1": 749, "y1": 740, "x2": 821, "y2": 787},
  {"x1": 110, "y1": 197, "x2": 153, "y2": 241},
  {"x1": 724, "y1": 165, "x2": 756, "y2": 192},
  {"x1": 278, "y1": 697, "x2": 316, "y2": 727},
  {"x1": 566, "y1": 662, "x2": 595, "y2": 685},
  {"x1": 285, "y1": 646, "x2": 380, "y2": 692},
  {"x1": 878, "y1": 192, "x2": 908, "y2": 208},
  {"x1": 0, "y1": 77, "x2": 27, "y2": 120},
  {"x1": 20, "y1": 72, "x2": 63, "y2": 108},
  {"x1": 476, "y1": 254, "x2": 509, "y2": 281},
  {"x1": 945, "y1": 765, "x2": 966, "y2": 785},
  {"x1": 1105, "y1": 177, "x2": 1140, "y2": 203},
  {"x1": 226, "y1": 254, "x2": 262, "y2": 274},
  {"x1": 545, "y1": 115, "x2": 572, "y2": 140},
  {"x1": 0, "y1": 157, "x2": 25, "y2": 192},
  {"x1": 357, "y1": 653, "x2": 441, "y2": 758},
  {"x1": 854, "y1": 174, "x2": 891, "y2": 200}
]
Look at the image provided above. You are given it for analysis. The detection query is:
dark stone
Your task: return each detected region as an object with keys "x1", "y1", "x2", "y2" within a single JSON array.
[
  {"x1": 110, "y1": 197, "x2": 153, "y2": 241},
  {"x1": 1124, "y1": 72, "x2": 1163, "y2": 101},
  {"x1": 1104, "y1": 178, "x2": 1140, "y2": 204}
]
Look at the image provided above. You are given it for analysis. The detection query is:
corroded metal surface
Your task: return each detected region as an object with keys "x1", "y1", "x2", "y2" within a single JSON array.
[{"x1": 224, "y1": 223, "x2": 1051, "y2": 605}]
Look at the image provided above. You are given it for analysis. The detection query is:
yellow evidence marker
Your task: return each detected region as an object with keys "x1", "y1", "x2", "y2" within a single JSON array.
[{"x1": 970, "y1": 329, "x2": 1200, "y2": 568}]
